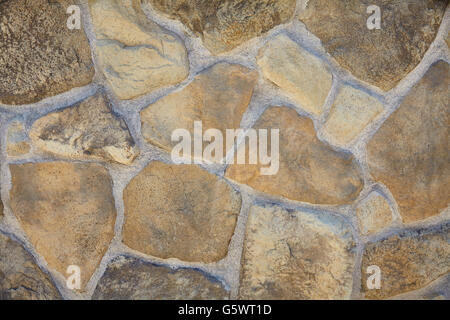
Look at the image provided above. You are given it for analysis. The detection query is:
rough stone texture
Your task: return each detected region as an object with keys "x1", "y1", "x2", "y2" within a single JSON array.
[
  {"x1": 322, "y1": 85, "x2": 384, "y2": 145},
  {"x1": 147, "y1": 0, "x2": 297, "y2": 54},
  {"x1": 299, "y1": 0, "x2": 447, "y2": 91},
  {"x1": 226, "y1": 107, "x2": 364, "y2": 205},
  {"x1": 89, "y1": 0, "x2": 189, "y2": 100},
  {"x1": 356, "y1": 192, "x2": 393, "y2": 236},
  {"x1": 29, "y1": 93, "x2": 139, "y2": 165},
  {"x1": 6, "y1": 120, "x2": 30, "y2": 157},
  {"x1": 123, "y1": 161, "x2": 241, "y2": 263},
  {"x1": 257, "y1": 34, "x2": 333, "y2": 116},
  {"x1": 9, "y1": 162, "x2": 117, "y2": 290},
  {"x1": 239, "y1": 205, "x2": 356, "y2": 300},
  {"x1": 0, "y1": 232, "x2": 61, "y2": 300},
  {"x1": 93, "y1": 256, "x2": 229, "y2": 299},
  {"x1": 0, "y1": 0, "x2": 94, "y2": 105},
  {"x1": 367, "y1": 61, "x2": 449, "y2": 223},
  {"x1": 362, "y1": 223, "x2": 450, "y2": 300}
]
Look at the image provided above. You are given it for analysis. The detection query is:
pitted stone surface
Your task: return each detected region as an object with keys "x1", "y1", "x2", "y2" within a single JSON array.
[{"x1": 356, "y1": 192, "x2": 393, "y2": 236}]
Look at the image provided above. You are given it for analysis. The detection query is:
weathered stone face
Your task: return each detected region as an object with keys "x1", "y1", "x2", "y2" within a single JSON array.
[
  {"x1": 93, "y1": 256, "x2": 229, "y2": 300},
  {"x1": 226, "y1": 107, "x2": 364, "y2": 205},
  {"x1": 123, "y1": 161, "x2": 241, "y2": 263},
  {"x1": 367, "y1": 61, "x2": 449, "y2": 223},
  {"x1": 30, "y1": 93, "x2": 139, "y2": 165},
  {"x1": 9, "y1": 162, "x2": 117, "y2": 290},
  {"x1": 356, "y1": 192, "x2": 393, "y2": 236},
  {"x1": 0, "y1": 0, "x2": 94, "y2": 105},
  {"x1": 239, "y1": 205, "x2": 356, "y2": 300},
  {"x1": 147, "y1": 0, "x2": 297, "y2": 54},
  {"x1": 299, "y1": 0, "x2": 447, "y2": 90},
  {"x1": 6, "y1": 120, "x2": 30, "y2": 157}
]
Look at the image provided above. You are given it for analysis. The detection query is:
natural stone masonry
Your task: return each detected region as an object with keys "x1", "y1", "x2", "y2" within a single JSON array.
[
  {"x1": 226, "y1": 107, "x2": 364, "y2": 205},
  {"x1": 362, "y1": 223, "x2": 450, "y2": 300},
  {"x1": 93, "y1": 256, "x2": 229, "y2": 300},
  {"x1": 6, "y1": 120, "x2": 30, "y2": 157},
  {"x1": 29, "y1": 93, "x2": 139, "y2": 165},
  {"x1": 123, "y1": 161, "x2": 241, "y2": 263},
  {"x1": 9, "y1": 162, "x2": 117, "y2": 290},
  {"x1": 239, "y1": 205, "x2": 356, "y2": 300},
  {"x1": 0, "y1": 0, "x2": 94, "y2": 105},
  {"x1": 299, "y1": 0, "x2": 447, "y2": 91},
  {"x1": 147, "y1": 0, "x2": 297, "y2": 54},
  {"x1": 356, "y1": 192, "x2": 393, "y2": 236},
  {"x1": 89, "y1": 0, "x2": 189, "y2": 100},
  {"x1": 367, "y1": 61, "x2": 449, "y2": 223}
]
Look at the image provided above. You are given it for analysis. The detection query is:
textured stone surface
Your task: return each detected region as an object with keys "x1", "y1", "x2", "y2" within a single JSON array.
[
  {"x1": 89, "y1": 0, "x2": 189, "y2": 100},
  {"x1": 367, "y1": 61, "x2": 449, "y2": 223},
  {"x1": 257, "y1": 34, "x2": 333, "y2": 116},
  {"x1": 356, "y1": 192, "x2": 393, "y2": 236},
  {"x1": 93, "y1": 256, "x2": 229, "y2": 299},
  {"x1": 226, "y1": 107, "x2": 364, "y2": 205},
  {"x1": 362, "y1": 223, "x2": 450, "y2": 299},
  {"x1": 239, "y1": 205, "x2": 356, "y2": 299},
  {"x1": 30, "y1": 94, "x2": 139, "y2": 165},
  {"x1": 147, "y1": 0, "x2": 296, "y2": 54},
  {"x1": 9, "y1": 162, "x2": 117, "y2": 289},
  {"x1": 0, "y1": 232, "x2": 61, "y2": 300},
  {"x1": 299, "y1": 0, "x2": 447, "y2": 90},
  {"x1": 0, "y1": 0, "x2": 94, "y2": 105},
  {"x1": 6, "y1": 120, "x2": 30, "y2": 157},
  {"x1": 123, "y1": 161, "x2": 241, "y2": 263}
]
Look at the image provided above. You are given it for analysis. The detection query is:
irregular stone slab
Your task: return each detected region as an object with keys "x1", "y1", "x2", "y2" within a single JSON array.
[
  {"x1": 257, "y1": 34, "x2": 333, "y2": 116},
  {"x1": 89, "y1": 0, "x2": 189, "y2": 100},
  {"x1": 7, "y1": 119, "x2": 31, "y2": 157},
  {"x1": 362, "y1": 222, "x2": 450, "y2": 299},
  {"x1": 93, "y1": 256, "x2": 229, "y2": 299},
  {"x1": 147, "y1": 0, "x2": 296, "y2": 54},
  {"x1": 226, "y1": 107, "x2": 364, "y2": 205},
  {"x1": 9, "y1": 162, "x2": 117, "y2": 290},
  {"x1": 30, "y1": 93, "x2": 139, "y2": 165},
  {"x1": 356, "y1": 192, "x2": 393, "y2": 236},
  {"x1": 123, "y1": 161, "x2": 241, "y2": 263},
  {"x1": 322, "y1": 85, "x2": 384, "y2": 145},
  {"x1": 0, "y1": 0, "x2": 94, "y2": 105},
  {"x1": 389, "y1": 274, "x2": 450, "y2": 300},
  {"x1": 299, "y1": 0, "x2": 446, "y2": 91},
  {"x1": 239, "y1": 204, "x2": 356, "y2": 299},
  {"x1": 0, "y1": 232, "x2": 61, "y2": 300},
  {"x1": 367, "y1": 61, "x2": 449, "y2": 223}
]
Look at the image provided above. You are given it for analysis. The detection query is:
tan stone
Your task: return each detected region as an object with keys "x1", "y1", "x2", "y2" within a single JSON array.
[
  {"x1": 89, "y1": 0, "x2": 189, "y2": 100},
  {"x1": 226, "y1": 107, "x2": 364, "y2": 205},
  {"x1": 367, "y1": 61, "x2": 449, "y2": 223},
  {"x1": 356, "y1": 192, "x2": 393, "y2": 236},
  {"x1": 257, "y1": 34, "x2": 333, "y2": 116},
  {"x1": 30, "y1": 93, "x2": 139, "y2": 165},
  {"x1": 123, "y1": 161, "x2": 241, "y2": 263},
  {"x1": 7, "y1": 120, "x2": 30, "y2": 157},
  {"x1": 9, "y1": 162, "x2": 117, "y2": 290},
  {"x1": 239, "y1": 204, "x2": 356, "y2": 299},
  {"x1": 93, "y1": 256, "x2": 229, "y2": 299}
]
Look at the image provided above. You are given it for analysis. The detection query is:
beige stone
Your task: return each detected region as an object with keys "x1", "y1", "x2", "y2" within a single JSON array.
[
  {"x1": 123, "y1": 161, "x2": 241, "y2": 263},
  {"x1": 356, "y1": 192, "x2": 393, "y2": 236},
  {"x1": 257, "y1": 34, "x2": 333, "y2": 116},
  {"x1": 9, "y1": 162, "x2": 117, "y2": 290},
  {"x1": 7, "y1": 120, "x2": 30, "y2": 157}
]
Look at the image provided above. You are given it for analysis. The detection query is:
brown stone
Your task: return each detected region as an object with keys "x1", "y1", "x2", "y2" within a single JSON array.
[
  {"x1": 356, "y1": 192, "x2": 393, "y2": 236},
  {"x1": 6, "y1": 120, "x2": 31, "y2": 157},
  {"x1": 367, "y1": 61, "x2": 449, "y2": 223},
  {"x1": 123, "y1": 161, "x2": 241, "y2": 263},
  {"x1": 0, "y1": 0, "x2": 94, "y2": 105}
]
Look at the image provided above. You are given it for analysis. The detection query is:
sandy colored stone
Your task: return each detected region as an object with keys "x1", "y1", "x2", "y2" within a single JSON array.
[
  {"x1": 0, "y1": 232, "x2": 61, "y2": 300},
  {"x1": 7, "y1": 120, "x2": 30, "y2": 157},
  {"x1": 30, "y1": 93, "x2": 139, "y2": 165},
  {"x1": 356, "y1": 192, "x2": 393, "y2": 236},
  {"x1": 362, "y1": 222, "x2": 450, "y2": 299},
  {"x1": 390, "y1": 274, "x2": 450, "y2": 300},
  {"x1": 257, "y1": 34, "x2": 333, "y2": 116},
  {"x1": 239, "y1": 204, "x2": 356, "y2": 299},
  {"x1": 9, "y1": 162, "x2": 117, "y2": 290},
  {"x1": 89, "y1": 0, "x2": 189, "y2": 100},
  {"x1": 147, "y1": 0, "x2": 296, "y2": 54},
  {"x1": 226, "y1": 107, "x2": 364, "y2": 205},
  {"x1": 322, "y1": 85, "x2": 384, "y2": 145},
  {"x1": 0, "y1": 0, "x2": 94, "y2": 105},
  {"x1": 299, "y1": 0, "x2": 446, "y2": 91},
  {"x1": 367, "y1": 61, "x2": 449, "y2": 223},
  {"x1": 123, "y1": 161, "x2": 241, "y2": 263},
  {"x1": 93, "y1": 256, "x2": 229, "y2": 300}
]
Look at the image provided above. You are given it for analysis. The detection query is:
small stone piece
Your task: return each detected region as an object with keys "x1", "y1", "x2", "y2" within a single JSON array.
[
  {"x1": 356, "y1": 192, "x2": 393, "y2": 236},
  {"x1": 257, "y1": 34, "x2": 333, "y2": 116},
  {"x1": 30, "y1": 93, "x2": 139, "y2": 165},
  {"x1": 93, "y1": 256, "x2": 229, "y2": 299},
  {"x1": 7, "y1": 120, "x2": 30, "y2": 157}
]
